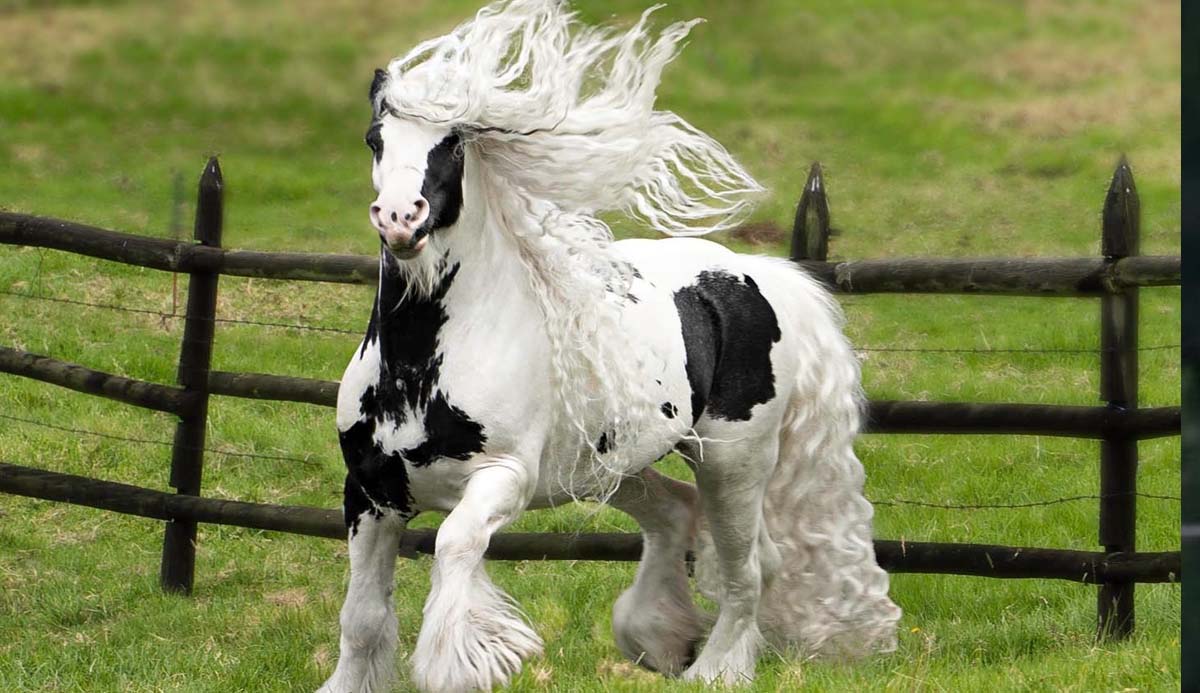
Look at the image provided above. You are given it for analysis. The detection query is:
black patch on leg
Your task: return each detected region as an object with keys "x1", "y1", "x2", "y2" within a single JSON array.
[
  {"x1": 342, "y1": 474, "x2": 382, "y2": 537},
  {"x1": 673, "y1": 270, "x2": 782, "y2": 423},
  {"x1": 339, "y1": 417, "x2": 412, "y2": 533}
]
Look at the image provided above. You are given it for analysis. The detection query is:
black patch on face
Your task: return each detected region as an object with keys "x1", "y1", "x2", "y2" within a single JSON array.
[
  {"x1": 418, "y1": 132, "x2": 465, "y2": 235},
  {"x1": 660, "y1": 402, "x2": 678, "y2": 419},
  {"x1": 673, "y1": 270, "x2": 782, "y2": 423},
  {"x1": 365, "y1": 120, "x2": 384, "y2": 163}
]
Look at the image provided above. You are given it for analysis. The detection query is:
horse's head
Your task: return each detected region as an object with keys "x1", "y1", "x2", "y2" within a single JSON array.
[{"x1": 365, "y1": 71, "x2": 465, "y2": 260}]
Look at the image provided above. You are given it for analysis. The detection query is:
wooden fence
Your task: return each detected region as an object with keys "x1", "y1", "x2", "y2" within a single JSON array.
[{"x1": 0, "y1": 156, "x2": 1182, "y2": 641}]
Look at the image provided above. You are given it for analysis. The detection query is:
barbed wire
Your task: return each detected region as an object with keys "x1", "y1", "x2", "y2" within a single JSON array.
[
  {"x1": 0, "y1": 288, "x2": 1182, "y2": 355},
  {"x1": 855, "y1": 344, "x2": 1180, "y2": 354},
  {"x1": 0, "y1": 288, "x2": 361, "y2": 335},
  {"x1": 0, "y1": 411, "x2": 321, "y2": 465},
  {"x1": 0, "y1": 412, "x2": 1179, "y2": 508}
]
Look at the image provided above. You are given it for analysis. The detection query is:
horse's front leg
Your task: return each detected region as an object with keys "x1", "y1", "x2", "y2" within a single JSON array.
[
  {"x1": 319, "y1": 480, "x2": 405, "y2": 693},
  {"x1": 411, "y1": 458, "x2": 542, "y2": 693}
]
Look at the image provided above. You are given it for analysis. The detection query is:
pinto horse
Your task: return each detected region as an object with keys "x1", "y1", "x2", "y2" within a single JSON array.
[{"x1": 319, "y1": 2, "x2": 899, "y2": 691}]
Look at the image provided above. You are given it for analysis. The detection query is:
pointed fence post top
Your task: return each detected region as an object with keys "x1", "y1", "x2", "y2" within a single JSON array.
[
  {"x1": 199, "y1": 156, "x2": 223, "y2": 191},
  {"x1": 806, "y1": 161, "x2": 824, "y2": 195},
  {"x1": 194, "y1": 156, "x2": 224, "y2": 247},
  {"x1": 791, "y1": 161, "x2": 831, "y2": 262},
  {"x1": 1102, "y1": 155, "x2": 1139, "y2": 259}
]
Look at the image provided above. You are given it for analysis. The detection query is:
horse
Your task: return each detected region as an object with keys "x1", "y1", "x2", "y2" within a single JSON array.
[{"x1": 318, "y1": 2, "x2": 900, "y2": 691}]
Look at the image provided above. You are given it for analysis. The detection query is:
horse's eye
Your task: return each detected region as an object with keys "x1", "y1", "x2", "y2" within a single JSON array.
[{"x1": 365, "y1": 122, "x2": 383, "y2": 156}]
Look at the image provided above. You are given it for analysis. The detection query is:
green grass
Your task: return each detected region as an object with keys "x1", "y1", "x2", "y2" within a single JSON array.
[{"x1": 0, "y1": 0, "x2": 1180, "y2": 690}]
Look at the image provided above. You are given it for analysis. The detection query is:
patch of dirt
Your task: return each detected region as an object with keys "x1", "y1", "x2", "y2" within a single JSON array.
[
  {"x1": 730, "y1": 220, "x2": 788, "y2": 246},
  {"x1": 265, "y1": 587, "x2": 309, "y2": 608}
]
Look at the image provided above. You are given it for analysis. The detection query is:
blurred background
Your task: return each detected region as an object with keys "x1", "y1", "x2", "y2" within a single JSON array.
[{"x1": 0, "y1": 1, "x2": 1181, "y2": 691}]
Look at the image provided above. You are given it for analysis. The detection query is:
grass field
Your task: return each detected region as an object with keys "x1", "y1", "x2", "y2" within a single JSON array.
[{"x1": 0, "y1": 0, "x2": 1182, "y2": 691}]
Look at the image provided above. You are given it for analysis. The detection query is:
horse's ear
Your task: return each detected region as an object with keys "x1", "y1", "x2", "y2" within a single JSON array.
[{"x1": 369, "y1": 68, "x2": 388, "y2": 103}]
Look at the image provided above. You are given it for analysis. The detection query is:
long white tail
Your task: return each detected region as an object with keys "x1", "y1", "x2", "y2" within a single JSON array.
[
  {"x1": 757, "y1": 330, "x2": 901, "y2": 657},
  {"x1": 695, "y1": 260, "x2": 901, "y2": 658}
]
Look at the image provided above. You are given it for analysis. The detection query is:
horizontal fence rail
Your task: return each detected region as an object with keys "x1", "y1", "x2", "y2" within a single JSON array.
[
  {"x1": 867, "y1": 400, "x2": 1180, "y2": 440},
  {"x1": 0, "y1": 345, "x2": 191, "y2": 415},
  {"x1": 0, "y1": 211, "x2": 1180, "y2": 295},
  {"x1": 0, "y1": 462, "x2": 1179, "y2": 584},
  {"x1": 0, "y1": 213, "x2": 378, "y2": 285},
  {"x1": 200, "y1": 368, "x2": 1182, "y2": 441},
  {"x1": 794, "y1": 256, "x2": 1180, "y2": 295}
]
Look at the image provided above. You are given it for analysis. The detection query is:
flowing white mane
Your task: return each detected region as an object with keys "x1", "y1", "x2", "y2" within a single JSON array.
[
  {"x1": 378, "y1": 0, "x2": 764, "y2": 493},
  {"x1": 378, "y1": 0, "x2": 762, "y2": 235}
]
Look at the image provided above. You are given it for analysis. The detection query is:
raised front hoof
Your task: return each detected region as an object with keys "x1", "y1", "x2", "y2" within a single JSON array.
[
  {"x1": 410, "y1": 611, "x2": 542, "y2": 692},
  {"x1": 612, "y1": 588, "x2": 704, "y2": 677}
]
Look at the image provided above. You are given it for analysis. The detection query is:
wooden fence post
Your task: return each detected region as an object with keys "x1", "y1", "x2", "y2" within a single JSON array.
[
  {"x1": 160, "y1": 157, "x2": 223, "y2": 594},
  {"x1": 1097, "y1": 156, "x2": 1140, "y2": 639},
  {"x1": 790, "y1": 162, "x2": 831, "y2": 262}
]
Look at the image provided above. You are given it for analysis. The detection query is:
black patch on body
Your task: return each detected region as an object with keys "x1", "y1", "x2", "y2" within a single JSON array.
[
  {"x1": 339, "y1": 262, "x2": 487, "y2": 532},
  {"x1": 660, "y1": 402, "x2": 678, "y2": 419},
  {"x1": 673, "y1": 270, "x2": 782, "y2": 423}
]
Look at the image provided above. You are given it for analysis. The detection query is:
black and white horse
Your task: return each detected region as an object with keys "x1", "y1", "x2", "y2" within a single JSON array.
[{"x1": 320, "y1": 2, "x2": 899, "y2": 691}]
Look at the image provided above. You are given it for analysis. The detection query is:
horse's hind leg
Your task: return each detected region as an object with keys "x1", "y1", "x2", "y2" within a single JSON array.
[
  {"x1": 681, "y1": 431, "x2": 779, "y2": 686},
  {"x1": 608, "y1": 467, "x2": 703, "y2": 675}
]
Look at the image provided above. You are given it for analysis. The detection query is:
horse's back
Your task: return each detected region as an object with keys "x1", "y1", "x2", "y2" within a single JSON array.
[{"x1": 614, "y1": 236, "x2": 843, "y2": 436}]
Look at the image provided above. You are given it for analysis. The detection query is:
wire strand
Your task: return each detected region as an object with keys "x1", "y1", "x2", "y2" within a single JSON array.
[
  {"x1": 0, "y1": 288, "x2": 1181, "y2": 354},
  {"x1": 0, "y1": 289, "x2": 362, "y2": 335},
  {"x1": 0, "y1": 411, "x2": 321, "y2": 465}
]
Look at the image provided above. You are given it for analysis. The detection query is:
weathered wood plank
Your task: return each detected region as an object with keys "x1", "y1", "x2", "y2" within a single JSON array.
[
  {"x1": 208, "y1": 370, "x2": 340, "y2": 407},
  {"x1": 161, "y1": 157, "x2": 223, "y2": 595},
  {"x1": 867, "y1": 400, "x2": 1179, "y2": 440},
  {"x1": 790, "y1": 162, "x2": 830, "y2": 262},
  {"x1": 1097, "y1": 156, "x2": 1140, "y2": 640},
  {"x1": 0, "y1": 345, "x2": 189, "y2": 415},
  {"x1": 201, "y1": 370, "x2": 1181, "y2": 441},
  {"x1": 0, "y1": 211, "x2": 1179, "y2": 292},
  {"x1": 0, "y1": 462, "x2": 1180, "y2": 583}
]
